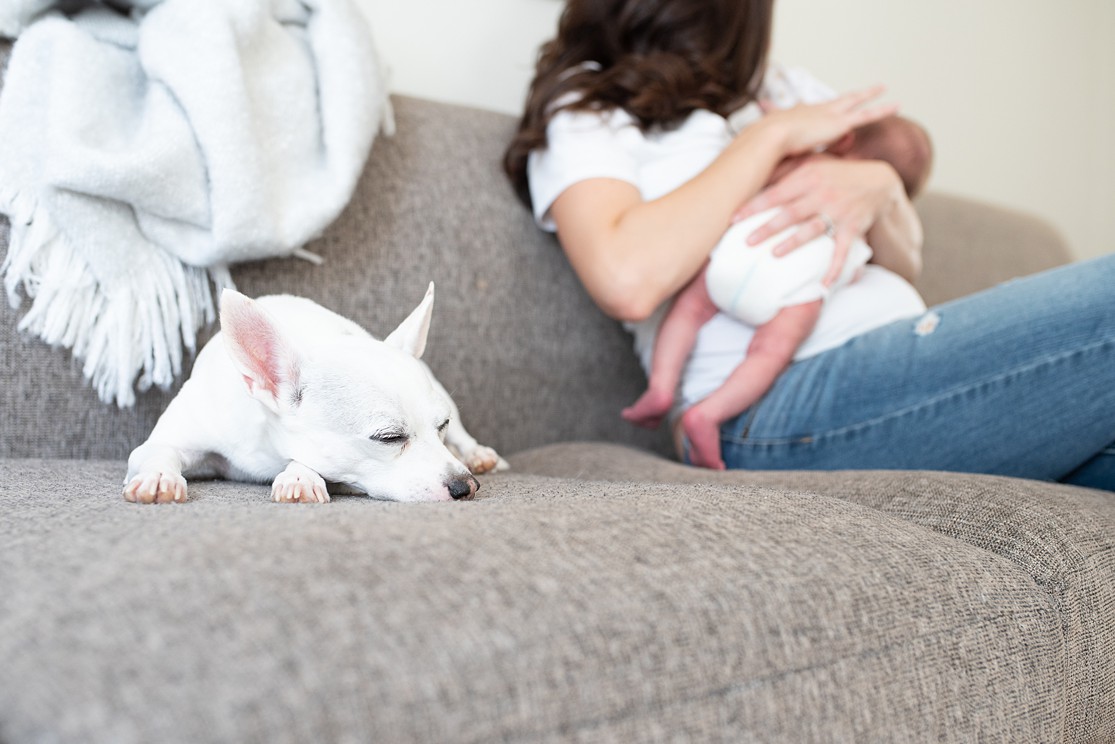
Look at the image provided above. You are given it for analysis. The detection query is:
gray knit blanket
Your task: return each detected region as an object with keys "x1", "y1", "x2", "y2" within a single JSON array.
[{"x1": 0, "y1": 0, "x2": 390, "y2": 406}]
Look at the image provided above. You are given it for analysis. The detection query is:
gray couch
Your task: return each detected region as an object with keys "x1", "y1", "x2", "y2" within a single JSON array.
[{"x1": 3, "y1": 85, "x2": 1113, "y2": 741}]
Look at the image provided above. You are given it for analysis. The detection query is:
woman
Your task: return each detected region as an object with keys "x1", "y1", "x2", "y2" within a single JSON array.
[{"x1": 504, "y1": 0, "x2": 1115, "y2": 489}]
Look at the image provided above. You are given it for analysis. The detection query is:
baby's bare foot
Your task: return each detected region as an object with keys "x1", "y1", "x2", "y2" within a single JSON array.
[
  {"x1": 621, "y1": 387, "x2": 675, "y2": 429},
  {"x1": 681, "y1": 406, "x2": 726, "y2": 470}
]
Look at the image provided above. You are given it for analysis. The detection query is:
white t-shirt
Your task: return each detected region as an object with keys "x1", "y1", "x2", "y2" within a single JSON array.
[{"x1": 527, "y1": 65, "x2": 927, "y2": 410}]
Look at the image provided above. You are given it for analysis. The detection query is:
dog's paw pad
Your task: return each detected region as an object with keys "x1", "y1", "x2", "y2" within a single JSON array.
[
  {"x1": 271, "y1": 471, "x2": 330, "y2": 504},
  {"x1": 123, "y1": 472, "x2": 188, "y2": 504},
  {"x1": 463, "y1": 445, "x2": 510, "y2": 475}
]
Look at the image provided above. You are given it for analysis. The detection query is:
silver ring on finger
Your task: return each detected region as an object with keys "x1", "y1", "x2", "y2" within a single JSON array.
[{"x1": 818, "y1": 211, "x2": 837, "y2": 238}]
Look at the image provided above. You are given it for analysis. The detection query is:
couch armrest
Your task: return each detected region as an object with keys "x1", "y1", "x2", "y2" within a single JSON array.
[{"x1": 914, "y1": 192, "x2": 1073, "y2": 306}]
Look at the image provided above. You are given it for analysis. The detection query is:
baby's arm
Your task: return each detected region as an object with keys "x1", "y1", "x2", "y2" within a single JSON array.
[{"x1": 682, "y1": 298, "x2": 823, "y2": 469}]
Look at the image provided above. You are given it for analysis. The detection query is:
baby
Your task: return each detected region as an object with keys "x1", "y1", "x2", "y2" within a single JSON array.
[{"x1": 622, "y1": 115, "x2": 931, "y2": 469}]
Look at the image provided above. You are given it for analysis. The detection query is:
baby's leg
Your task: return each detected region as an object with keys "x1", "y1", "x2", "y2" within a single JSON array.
[
  {"x1": 683, "y1": 299, "x2": 823, "y2": 469},
  {"x1": 623, "y1": 267, "x2": 719, "y2": 428}
]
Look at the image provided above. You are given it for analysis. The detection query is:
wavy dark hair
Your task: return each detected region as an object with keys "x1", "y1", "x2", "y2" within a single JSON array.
[{"x1": 503, "y1": 0, "x2": 776, "y2": 207}]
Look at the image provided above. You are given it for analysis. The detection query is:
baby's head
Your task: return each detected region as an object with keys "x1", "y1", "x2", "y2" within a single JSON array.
[{"x1": 836, "y1": 117, "x2": 933, "y2": 197}]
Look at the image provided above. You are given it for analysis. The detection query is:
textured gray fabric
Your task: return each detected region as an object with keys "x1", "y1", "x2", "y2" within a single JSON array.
[
  {"x1": 0, "y1": 97, "x2": 1074, "y2": 461},
  {"x1": 513, "y1": 441, "x2": 1115, "y2": 742},
  {"x1": 1, "y1": 458, "x2": 1069, "y2": 743}
]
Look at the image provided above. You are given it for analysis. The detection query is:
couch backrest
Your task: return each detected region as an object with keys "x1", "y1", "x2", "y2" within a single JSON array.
[
  {"x1": 0, "y1": 86, "x2": 1072, "y2": 461},
  {"x1": 0, "y1": 96, "x2": 673, "y2": 459}
]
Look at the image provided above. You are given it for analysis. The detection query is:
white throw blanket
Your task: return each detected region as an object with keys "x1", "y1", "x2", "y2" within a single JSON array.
[{"x1": 0, "y1": 0, "x2": 391, "y2": 406}]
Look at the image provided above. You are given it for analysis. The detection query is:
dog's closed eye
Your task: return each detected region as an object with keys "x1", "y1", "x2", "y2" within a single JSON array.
[{"x1": 370, "y1": 430, "x2": 408, "y2": 446}]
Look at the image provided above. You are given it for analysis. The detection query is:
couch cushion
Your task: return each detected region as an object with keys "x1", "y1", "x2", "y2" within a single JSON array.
[
  {"x1": 513, "y1": 441, "x2": 1115, "y2": 742},
  {"x1": 1, "y1": 458, "x2": 1071, "y2": 742}
]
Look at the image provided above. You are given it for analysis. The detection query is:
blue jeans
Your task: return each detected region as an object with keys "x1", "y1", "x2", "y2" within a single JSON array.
[{"x1": 716, "y1": 254, "x2": 1115, "y2": 490}]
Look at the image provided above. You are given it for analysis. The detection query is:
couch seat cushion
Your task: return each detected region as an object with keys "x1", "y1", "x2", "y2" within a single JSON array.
[
  {"x1": 0, "y1": 457, "x2": 1075, "y2": 742},
  {"x1": 513, "y1": 441, "x2": 1115, "y2": 741}
]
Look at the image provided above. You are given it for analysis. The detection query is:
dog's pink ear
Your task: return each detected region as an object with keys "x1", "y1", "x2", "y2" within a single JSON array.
[
  {"x1": 219, "y1": 289, "x2": 300, "y2": 412},
  {"x1": 384, "y1": 282, "x2": 434, "y2": 359}
]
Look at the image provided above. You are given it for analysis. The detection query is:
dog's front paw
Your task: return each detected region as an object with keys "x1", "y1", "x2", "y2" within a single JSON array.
[
  {"x1": 123, "y1": 471, "x2": 188, "y2": 504},
  {"x1": 461, "y1": 445, "x2": 510, "y2": 475},
  {"x1": 271, "y1": 465, "x2": 330, "y2": 504}
]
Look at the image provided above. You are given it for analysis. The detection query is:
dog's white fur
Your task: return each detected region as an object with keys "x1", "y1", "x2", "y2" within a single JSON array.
[{"x1": 123, "y1": 283, "x2": 507, "y2": 504}]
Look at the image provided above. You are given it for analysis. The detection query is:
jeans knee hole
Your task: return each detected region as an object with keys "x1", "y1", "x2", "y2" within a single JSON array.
[{"x1": 914, "y1": 311, "x2": 941, "y2": 337}]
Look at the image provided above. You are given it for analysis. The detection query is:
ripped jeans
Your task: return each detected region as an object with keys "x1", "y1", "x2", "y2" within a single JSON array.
[{"x1": 717, "y1": 254, "x2": 1115, "y2": 490}]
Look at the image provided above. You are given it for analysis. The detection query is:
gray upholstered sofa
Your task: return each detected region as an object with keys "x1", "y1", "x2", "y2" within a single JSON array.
[{"x1": 2, "y1": 82, "x2": 1113, "y2": 741}]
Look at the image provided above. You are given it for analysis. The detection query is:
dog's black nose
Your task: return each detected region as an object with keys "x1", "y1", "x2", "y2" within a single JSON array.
[{"x1": 448, "y1": 475, "x2": 479, "y2": 501}]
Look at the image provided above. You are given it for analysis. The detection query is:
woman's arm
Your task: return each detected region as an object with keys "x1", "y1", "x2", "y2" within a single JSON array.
[
  {"x1": 864, "y1": 165, "x2": 923, "y2": 283},
  {"x1": 548, "y1": 88, "x2": 898, "y2": 323},
  {"x1": 549, "y1": 123, "x2": 785, "y2": 323}
]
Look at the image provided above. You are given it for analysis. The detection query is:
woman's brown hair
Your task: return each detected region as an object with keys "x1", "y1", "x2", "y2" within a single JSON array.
[{"x1": 503, "y1": 0, "x2": 776, "y2": 207}]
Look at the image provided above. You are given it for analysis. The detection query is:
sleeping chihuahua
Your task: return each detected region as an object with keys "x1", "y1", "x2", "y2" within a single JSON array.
[{"x1": 123, "y1": 284, "x2": 507, "y2": 504}]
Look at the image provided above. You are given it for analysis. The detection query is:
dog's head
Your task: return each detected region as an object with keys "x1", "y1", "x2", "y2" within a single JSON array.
[{"x1": 219, "y1": 284, "x2": 478, "y2": 502}]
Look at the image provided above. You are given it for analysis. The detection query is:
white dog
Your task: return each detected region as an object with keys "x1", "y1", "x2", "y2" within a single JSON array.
[{"x1": 123, "y1": 284, "x2": 507, "y2": 504}]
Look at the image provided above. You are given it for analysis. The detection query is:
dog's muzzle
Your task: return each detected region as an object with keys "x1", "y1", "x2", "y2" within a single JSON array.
[{"x1": 447, "y1": 474, "x2": 480, "y2": 501}]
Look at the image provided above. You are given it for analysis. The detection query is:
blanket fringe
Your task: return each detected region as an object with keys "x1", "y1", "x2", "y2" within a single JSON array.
[{"x1": 2, "y1": 188, "x2": 233, "y2": 408}]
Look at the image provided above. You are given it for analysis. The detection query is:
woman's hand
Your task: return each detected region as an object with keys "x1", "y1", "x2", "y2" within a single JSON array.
[
  {"x1": 757, "y1": 86, "x2": 898, "y2": 158},
  {"x1": 732, "y1": 155, "x2": 912, "y2": 285}
]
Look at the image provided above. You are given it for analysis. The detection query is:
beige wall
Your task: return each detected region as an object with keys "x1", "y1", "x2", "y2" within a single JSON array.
[
  {"x1": 772, "y1": 0, "x2": 1114, "y2": 260},
  {"x1": 360, "y1": 0, "x2": 561, "y2": 117},
  {"x1": 362, "y1": 0, "x2": 1114, "y2": 259}
]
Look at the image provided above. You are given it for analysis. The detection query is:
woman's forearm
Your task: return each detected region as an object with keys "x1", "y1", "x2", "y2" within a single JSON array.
[
  {"x1": 551, "y1": 122, "x2": 787, "y2": 322},
  {"x1": 865, "y1": 168, "x2": 924, "y2": 284}
]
